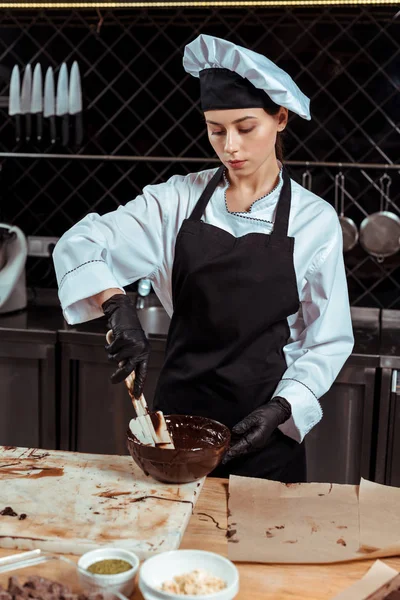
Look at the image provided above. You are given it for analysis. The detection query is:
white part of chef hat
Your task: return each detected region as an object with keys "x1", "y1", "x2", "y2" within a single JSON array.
[{"x1": 183, "y1": 34, "x2": 311, "y2": 120}]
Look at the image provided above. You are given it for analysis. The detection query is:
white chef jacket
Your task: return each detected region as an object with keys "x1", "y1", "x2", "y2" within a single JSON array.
[{"x1": 53, "y1": 166, "x2": 354, "y2": 443}]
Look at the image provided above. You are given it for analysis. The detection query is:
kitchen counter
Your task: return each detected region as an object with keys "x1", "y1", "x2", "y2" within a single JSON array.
[
  {"x1": 1, "y1": 476, "x2": 400, "y2": 599},
  {"x1": 380, "y1": 309, "x2": 400, "y2": 368},
  {"x1": 0, "y1": 292, "x2": 384, "y2": 363}
]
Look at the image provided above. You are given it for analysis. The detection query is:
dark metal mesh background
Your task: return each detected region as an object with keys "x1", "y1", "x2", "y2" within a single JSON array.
[{"x1": 0, "y1": 7, "x2": 399, "y2": 307}]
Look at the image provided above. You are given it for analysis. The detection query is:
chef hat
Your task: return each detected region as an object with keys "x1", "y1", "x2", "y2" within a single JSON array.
[{"x1": 183, "y1": 34, "x2": 311, "y2": 120}]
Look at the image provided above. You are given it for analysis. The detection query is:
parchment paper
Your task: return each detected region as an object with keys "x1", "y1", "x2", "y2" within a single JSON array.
[
  {"x1": 332, "y1": 561, "x2": 400, "y2": 600},
  {"x1": 227, "y1": 476, "x2": 400, "y2": 564},
  {"x1": 359, "y1": 479, "x2": 400, "y2": 551}
]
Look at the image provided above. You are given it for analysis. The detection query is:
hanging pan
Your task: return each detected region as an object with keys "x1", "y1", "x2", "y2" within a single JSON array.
[
  {"x1": 335, "y1": 172, "x2": 359, "y2": 252},
  {"x1": 359, "y1": 173, "x2": 400, "y2": 263}
]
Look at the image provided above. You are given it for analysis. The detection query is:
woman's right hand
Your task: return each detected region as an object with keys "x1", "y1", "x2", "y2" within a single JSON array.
[{"x1": 102, "y1": 294, "x2": 150, "y2": 397}]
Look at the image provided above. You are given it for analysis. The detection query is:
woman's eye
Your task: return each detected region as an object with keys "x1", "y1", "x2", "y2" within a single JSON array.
[
  {"x1": 239, "y1": 128, "x2": 255, "y2": 134},
  {"x1": 211, "y1": 131, "x2": 224, "y2": 136}
]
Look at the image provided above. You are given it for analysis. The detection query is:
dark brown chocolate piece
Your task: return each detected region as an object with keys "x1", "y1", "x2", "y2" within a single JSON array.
[
  {"x1": 22, "y1": 576, "x2": 72, "y2": 600},
  {"x1": 24, "y1": 576, "x2": 55, "y2": 592},
  {"x1": 1, "y1": 507, "x2": 18, "y2": 517},
  {"x1": 18, "y1": 514, "x2": 27, "y2": 520},
  {"x1": 78, "y1": 594, "x2": 104, "y2": 600},
  {"x1": 48, "y1": 583, "x2": 70, "y2": 595},
  {"x1": 8, "y1": 578, "x2": 28, "y2": 598},
  {"x1": 4, "y1": 574, "x2": 76, "y2": 600}
]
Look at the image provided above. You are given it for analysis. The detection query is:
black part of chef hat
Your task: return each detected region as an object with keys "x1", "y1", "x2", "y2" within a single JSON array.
[
  {"x1": 183, "y1": 34, "x2": 311, "y2": 120},
  {"x1": 199, "y1": 68, "x2": 281, "y2": 112}
]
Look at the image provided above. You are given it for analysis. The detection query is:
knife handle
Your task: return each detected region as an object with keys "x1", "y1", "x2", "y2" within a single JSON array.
[
  {"x1": 62, "y1": 114, "x2": 69, "y2": 146},
  {"x1": 25, "y1": 114, "x2": 31, "y2": 142},
  {"x1": 15, "y1": 115, "x2": 21, "y2": 144},
  {"x1": 75, "y1": 112, "x2": 83, "y2": 146},
  {"x1": 49, "y1": 116, "x2": 56, "y2": 144},
  {"x1": 36, "y1": 114, "x2": 43, "y2": 142}
]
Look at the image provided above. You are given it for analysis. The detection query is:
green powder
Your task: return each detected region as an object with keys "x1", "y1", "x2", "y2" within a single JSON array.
[{"x1": 87, "y1": 559, "x2": 132, "y2": 575}]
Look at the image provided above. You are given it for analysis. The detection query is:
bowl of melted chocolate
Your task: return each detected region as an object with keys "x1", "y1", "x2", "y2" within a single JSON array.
[{"x1": 126, "y1": 414, "x2": 231, "y2": 483}]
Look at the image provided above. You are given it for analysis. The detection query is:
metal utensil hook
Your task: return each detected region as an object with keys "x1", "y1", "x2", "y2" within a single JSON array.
[
  {"x1": 96, "y1": 8, "x2": 104, "y2": 34},
  {"x1": 379, "y1": 172, "x2": 392, "y2": 212},
  {"x1": 335, "y1": 171, "x2": 345, "y2": 216},
  {"x1": 302, "y1": 167, "x2": 312, "y2": 191}
]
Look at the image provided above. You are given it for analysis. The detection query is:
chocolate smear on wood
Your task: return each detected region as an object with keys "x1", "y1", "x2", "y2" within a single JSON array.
[{"x1": 197, "y1": 512, "x2": 226, "y2": 531}]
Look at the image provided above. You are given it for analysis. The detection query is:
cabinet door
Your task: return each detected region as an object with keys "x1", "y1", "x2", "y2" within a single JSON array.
[
  {"x1": 305, "y1": 365, "x2": 376, "y2": 484},
  {"x1": 384, "y1": 370, "x2": 400, "y2": 487},
  {"x1": 0, "y1": 341, "x2": 56, "y2": 449},
  {"x1": 60, "y1": 337, "x2": 166, "y2": 455}
]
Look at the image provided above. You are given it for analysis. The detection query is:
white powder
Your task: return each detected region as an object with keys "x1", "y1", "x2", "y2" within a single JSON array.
[{"x1": 160, "y1": 568, "x2": 227, "y2": 595}]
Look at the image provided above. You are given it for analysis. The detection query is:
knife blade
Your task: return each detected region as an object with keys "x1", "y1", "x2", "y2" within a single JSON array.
[
  {"x1": 31, "y1": 63, "x2": 43, "y2": 142},
  {"x1": 44, "y1": 67, "x2": 56, "y2": 144},
  {"x1": 8, "y1": 65, "x2": 21, "y2": 143},
  {"x1": 20, "y1": 64, "x2": 32, "y2": 142},
  {"x1": 56, "y1": 63, "x2": 69, "y2": 146},
  {"x1": 69, "y1": 61, "x2": 83, "y2": 146}
]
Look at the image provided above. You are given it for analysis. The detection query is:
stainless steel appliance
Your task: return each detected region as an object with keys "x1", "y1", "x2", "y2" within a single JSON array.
[
  {"x1": 305, "y1": 307, "x2": 380, "y2": 484},
  {"x1": 0, "y1": 224, "x2": 28, "y2": 314}
]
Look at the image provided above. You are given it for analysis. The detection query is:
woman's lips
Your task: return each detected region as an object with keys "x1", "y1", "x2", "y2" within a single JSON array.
[{"x1": 228, "y1": 160, "x2": 246, "y2": 169}]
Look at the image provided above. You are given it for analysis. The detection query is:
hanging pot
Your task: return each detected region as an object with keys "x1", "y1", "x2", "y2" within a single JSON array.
[
  {"x1": 334, "y1": 172, "x2": 359, "y2": 253},
  {"x1": 359, "y1": 173, "x2": 400, "y2": 263},
  {"x1": 302, "y1": 169, "x2": 312, "y2": 191}
]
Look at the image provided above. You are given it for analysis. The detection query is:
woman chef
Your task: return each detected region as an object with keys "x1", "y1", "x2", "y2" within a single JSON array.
[{"x1": 53, "y1": 34, "x2": 354, "y2": 483}]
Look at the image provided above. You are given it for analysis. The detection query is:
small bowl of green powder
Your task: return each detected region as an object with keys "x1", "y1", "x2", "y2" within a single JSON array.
[
  {"x1": 87, "y1": 558, "x2": 133, "y2": 575},
  {"x1": 77, "y1": 547, "x2": 140, "y2": 597}
]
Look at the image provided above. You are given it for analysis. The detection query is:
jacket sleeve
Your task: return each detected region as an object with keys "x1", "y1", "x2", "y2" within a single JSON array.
[
  {"x1": 274, "y1": 221, "x2": 355, "y2": 443},
  {"x1": 53, "y1": 182, "x2": 171, "y2": 325}
]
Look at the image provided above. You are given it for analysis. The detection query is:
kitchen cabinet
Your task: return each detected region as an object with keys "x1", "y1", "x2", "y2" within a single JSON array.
[
  {"x1": 305, "y1": 308, "x2": 381, "y2": 485},
  {"x1": 305, "y1": 361, "x2": 378, "y2": 485},
  {"x1": 0, "y1": 314, "x2": 57, "y2": 450},
  {"x1": 374, "y1": 310, "x2": 400, "y2": 486},
  {"x1": 59, "y1": 329, "x2": 166, "y2": 455}
]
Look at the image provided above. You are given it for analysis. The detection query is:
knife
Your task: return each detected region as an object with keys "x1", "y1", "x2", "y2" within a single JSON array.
[
  {"x1": 8, "y1": 65, "x2": 21, "y2": 143},
  {"x1": 31, "y1": 63, "x2": 43, "y2": 142},
  {"x1": 56, "y1": 63, "x2": 69, "y2": 146},
  {"x1": 69, "y1": 61, "x2": 83, "y2": 146},
  {"x1": 20, "y1": 64, "x2": 32, "y2": 142},
  {"x1": 44, "y1": 67, "x2": 56, "y2": 144}
]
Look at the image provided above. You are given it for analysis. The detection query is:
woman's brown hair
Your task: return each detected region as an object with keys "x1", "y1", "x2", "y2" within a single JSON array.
[{"x1": 264, "y1": 103, "x2": 285, "y2": 163}]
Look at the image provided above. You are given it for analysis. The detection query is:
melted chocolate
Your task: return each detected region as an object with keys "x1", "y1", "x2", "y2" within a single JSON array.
[
  {"x1": 126, "y1": 414, "x2": 230, "y2": 484},
  {"x1": 0, "y1": 506, "x2": 17, "y2": 517}
]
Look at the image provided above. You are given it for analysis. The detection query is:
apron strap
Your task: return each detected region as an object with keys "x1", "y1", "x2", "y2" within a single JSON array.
[
  {"x1": 271, "y1": 167, "x2": 292, "y2": 239},
  {"x1": 189, "y1": 166, "x2": 225, "y2": 221}
]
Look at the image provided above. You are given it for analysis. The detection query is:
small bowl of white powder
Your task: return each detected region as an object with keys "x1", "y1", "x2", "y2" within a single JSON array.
[{"x1": 139, "y1": 550, "x2": 239, "y2": 600}]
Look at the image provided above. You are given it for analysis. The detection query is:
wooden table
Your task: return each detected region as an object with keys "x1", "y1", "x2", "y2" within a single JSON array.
[{"x1": 1, "y1": 477, "x2": 400, "y2": 599}]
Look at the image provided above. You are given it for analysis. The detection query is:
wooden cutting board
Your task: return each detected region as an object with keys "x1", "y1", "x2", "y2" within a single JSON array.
[{"x1": 0, "y1": 446, "x2": 204, "y2": 559}]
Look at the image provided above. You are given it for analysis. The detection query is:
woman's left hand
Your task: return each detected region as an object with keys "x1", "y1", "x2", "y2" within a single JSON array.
[{"x1": 222, "y1": 397, "x2": 292, "y2": 464}]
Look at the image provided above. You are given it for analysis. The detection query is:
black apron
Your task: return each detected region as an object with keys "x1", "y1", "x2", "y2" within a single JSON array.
[{"x1": 154, "y1": 166, "x2": 306, "y2": 482}]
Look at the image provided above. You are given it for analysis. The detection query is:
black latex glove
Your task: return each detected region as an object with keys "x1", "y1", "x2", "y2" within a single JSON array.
[
  {"x1": 102, "y1": 294, "x2": 150, "y2": 396},
  {"x1": 222, "y1": 397, "x2": 292, "y2": 464}
]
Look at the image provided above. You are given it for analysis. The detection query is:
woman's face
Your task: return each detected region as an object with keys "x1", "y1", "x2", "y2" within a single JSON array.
[{"x1": 204, "y1": 107, "x2": 288, "y2": 175}]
